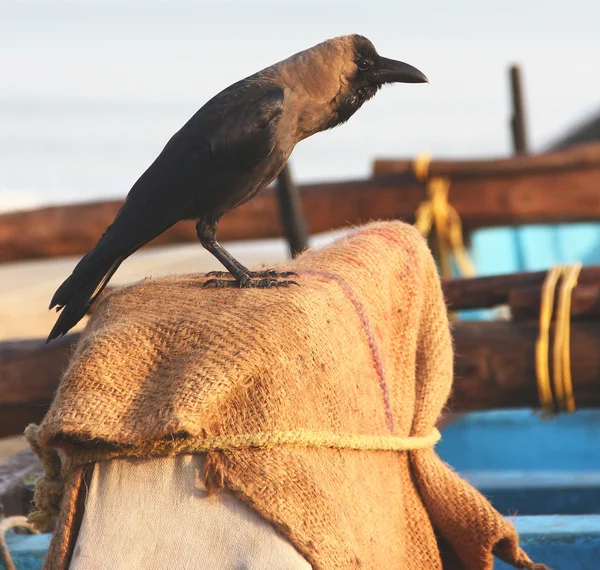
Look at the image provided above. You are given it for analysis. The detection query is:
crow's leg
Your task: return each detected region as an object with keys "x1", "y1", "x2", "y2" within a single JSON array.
[
  {"x1": 205, "y1": 269, "x2": 299, "y2": 279},
  {"x1": 196, "y1": 220, "x2": 298, "y2": 289}
]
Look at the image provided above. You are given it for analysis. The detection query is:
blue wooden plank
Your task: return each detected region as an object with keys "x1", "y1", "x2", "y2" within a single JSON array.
[
  {"x1": 4, "y1": 517, "x2": 599, "y2": 569},
  {"x1": 466, "y1": 223, "x2": 600, "y2": 321},
  {"x1": 0, "y1": 531, "x2": 51, "y2": 570},
  {"x1": 495, "y1": 515, "x2": 600, "y2": 570},
  {"x1": 471, "y1": 223, "x2": 600, "y2": 276},
  {"x1": 438, "y1": 409, "x2": 600, "y2": 471},
  {"x1": 463, "y1": 472, "x2": 600, "y2": 515}
]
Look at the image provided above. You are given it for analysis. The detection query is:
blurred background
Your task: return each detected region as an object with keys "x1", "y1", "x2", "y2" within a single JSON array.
[
  {"x1": 1, "y1": 0, "x2": 599, "y2": 210},
  {"x1": 2, "y1": 6, "x2": 600, "y2": 565}
]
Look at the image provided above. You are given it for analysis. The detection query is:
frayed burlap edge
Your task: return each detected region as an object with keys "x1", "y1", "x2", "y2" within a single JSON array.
[
  {"x1": 26, "y1": 425, "x2": 452, "y2": 570},
  {"x1": 26, "y1": 439, "x2": 550, "y2": 570},
  {"x1": 412, "y1": 448, "x2": 549, "y2": 570},
  {"x1": 25, "y1": 425, "x2": 90, "y2": 570}
]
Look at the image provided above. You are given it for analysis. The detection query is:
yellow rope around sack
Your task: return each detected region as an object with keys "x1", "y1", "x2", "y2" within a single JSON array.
[
  {"x1": 535, "y1": 263, "x2": 582, "y2": 414},
  {"x1": 172, "y1": 428, "x2": 442, "y2": 452},
  {"x1": 0, "y1": 516, "x2": 40, "y2": 570},
  {"x1": 412, "y1": 153, "x2": 476, "y2": 278},
  {"x1": 71, "y1": 428, "x2": 443, "y2": 463}
]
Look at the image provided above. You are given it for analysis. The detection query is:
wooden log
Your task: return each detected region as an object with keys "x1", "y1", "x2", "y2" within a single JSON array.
[
  {"x1": 450, "y1": 321, "x2": 600, "y2": 411},
  {"x1": 2, "y1": 321, "x2": 600, "y2": 437},
  {"x1": 3, "y1": 145, "x2": 600, "y2": 263},
  {"x1": 0, "y1": 336, "x2": 75, "y2": 438},
  {"x1": 373, "y1": 142, "x2": 600, "y2": 177},
  {"x1": 442, "y1": 266, "x2": 600, "y2": 310},
  {"x1": 509, "y1": 284, "x2": 600, "y2": 321}
]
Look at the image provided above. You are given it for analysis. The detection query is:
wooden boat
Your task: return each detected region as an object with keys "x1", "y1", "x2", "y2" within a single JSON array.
[
  {"x1": 3, "y1": 145, "x2": 600, "y2": 569},
  {"x1": 440, "y1": 410, "x2": 600, "y2": 569}
]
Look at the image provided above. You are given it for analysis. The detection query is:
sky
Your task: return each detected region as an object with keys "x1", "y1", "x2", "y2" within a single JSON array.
[{"x1": 1, "y1": 0, "x2": 599, "y2": 209}]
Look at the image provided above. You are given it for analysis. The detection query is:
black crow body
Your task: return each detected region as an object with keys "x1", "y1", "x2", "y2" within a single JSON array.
[{"x1": 47, "y1": 34, "x2": 428, "y2": 342}]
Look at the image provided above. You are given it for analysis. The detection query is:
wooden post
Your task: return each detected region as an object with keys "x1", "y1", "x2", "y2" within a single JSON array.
[
  {"x1": 508, "y1": 64, "x2": 529, "y2": 269},
  {"x1": 3, "y1": 145, "x2": 600, "y2": 263},
  {"x1": 276, "y1": 163, "x2": 310, "y2": 258},
  {"x1": 510, "y1": 64, "x2": 529, "y2": 155},
  {"x1": 442, "y1": 266, "x2": 600, "y2": 310}
]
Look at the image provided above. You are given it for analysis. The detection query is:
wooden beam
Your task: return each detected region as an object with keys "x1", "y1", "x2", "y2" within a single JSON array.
[
  {"x1": 450, "y1": 321, "x2": 600, "y2": 411},
  {"x1": 3, "y1": 145, "x2": 600, "y2": 263},
  {"x1": 509, "y1": 284, "x2": 600, "y2": 321},
  {"x1": 0, "y1": 336, "x2": 75, "y2": 438},
  {"x1": 3, "y1": 320, "x2": 600, "y2": 437},
  {"x1": 373, "y1": 142, "x2": 600, "y2": 177},
  {"x1": 442, "y1": 266, "x2": 600, "y2": 310}
]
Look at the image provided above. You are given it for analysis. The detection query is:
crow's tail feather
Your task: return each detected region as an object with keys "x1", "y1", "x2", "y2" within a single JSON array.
[{"x1": 46, "y1": 256, "x2": 123, "y2": 343}]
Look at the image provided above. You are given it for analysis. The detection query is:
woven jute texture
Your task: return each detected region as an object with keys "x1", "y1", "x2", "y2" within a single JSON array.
[{"x1": 35, "y1": 221, "x2": 545, "y2": 570}]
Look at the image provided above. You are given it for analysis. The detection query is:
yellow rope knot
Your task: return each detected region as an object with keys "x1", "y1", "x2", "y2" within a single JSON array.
[
  {"x1": 535, "y1": 263, "x2": 582, "y2": 415},
  {"x1": 412, "y1": 153, "x2": 476, "y2": 278},
  {"x1": 25, "y1": 424, "x2": 65, "y2": 531}
]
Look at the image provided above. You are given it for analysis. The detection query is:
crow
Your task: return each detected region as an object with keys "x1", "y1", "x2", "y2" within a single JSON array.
[{"x1": 47, "y1": 34, "x2": 428, "y2": 342}]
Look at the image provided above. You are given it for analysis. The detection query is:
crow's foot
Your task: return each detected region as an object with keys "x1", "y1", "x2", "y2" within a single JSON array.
[
  {"x1": 205, "y1": 269, "x2": 298, "y2": 279},
  {"x1": 203, "y1": 277, "x2": 299, "y2": 289}
]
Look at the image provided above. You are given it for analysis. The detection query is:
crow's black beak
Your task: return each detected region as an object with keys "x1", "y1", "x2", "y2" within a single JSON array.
[{"x1": 376, "y1": 57, "x2": 429, "y2": 84}]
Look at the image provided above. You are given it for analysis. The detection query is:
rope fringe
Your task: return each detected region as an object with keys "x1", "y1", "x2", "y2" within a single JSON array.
[
  {"x1": 25, "y1": 424, "x2": 65, "y2": 531},
  {"x1": 412, "y1": 153, "x2": 476, "y2": 278},
  {"x1": 535, "y1": 263, "x2": 582, "y2": 415}
]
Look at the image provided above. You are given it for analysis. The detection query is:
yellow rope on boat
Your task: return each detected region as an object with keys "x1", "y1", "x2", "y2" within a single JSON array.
[
  {"x1": 535, "y1": 263, "x2": 582, "y2": 414},
  {"x1": 412, "y1": 153, "x2": 476, "y2": 278}
]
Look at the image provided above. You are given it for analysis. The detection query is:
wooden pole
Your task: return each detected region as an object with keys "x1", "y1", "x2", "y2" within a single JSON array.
[
  {"x1": 275, "y1": 164, "x2": 309, "y2": 258},
  {"x1": 373, "y1": 143, "x2": 600, "y2": 177},
  {"x1": 450, "y1": 321, "x2": 600, "y2": 410},
  {"x1": 442, "y1": 266, "x2": 600, "y2": 310},
  {"x1": 510, "y1": 65, "x2": 529, "y2": 155},
  {"x1": 508, "y1": 64, "x2": 528, "y2": 270},
  {"x1": 3, "y1": 145, "x2": 600, "y2": 263},
  {"x1": 509, "y1": 284, "x2": 600, "y2": 321},
  {"x1": 0, "y1": 336, "x2": 74, "y2": 438},
  {"x1": 3, "y1": 320, "x2": 600, "y2": 437}
]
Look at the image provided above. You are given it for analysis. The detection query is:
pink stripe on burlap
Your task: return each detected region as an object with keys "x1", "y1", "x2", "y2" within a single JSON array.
[{"x1": 301, "y1": 269, "x2": 395, "y2": 434}]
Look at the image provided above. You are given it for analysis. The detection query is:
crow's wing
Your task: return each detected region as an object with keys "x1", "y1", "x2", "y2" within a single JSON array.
[
  {"x1": 99, "y1": 80, "x2": 286, "y2": 252},
  {"x1": 48, "y1": 81, "x2": 286, "y2": 334}
]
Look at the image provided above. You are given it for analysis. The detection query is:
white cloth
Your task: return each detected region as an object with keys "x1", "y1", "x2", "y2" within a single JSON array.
[{"x1": 69, "y1": 455, "x2": 311, "y2": 570}]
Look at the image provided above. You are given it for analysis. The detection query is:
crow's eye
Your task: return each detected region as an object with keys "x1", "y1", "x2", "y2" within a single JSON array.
[{"x1": 356, "y1": 59, "x2": 371, "y2": 71}]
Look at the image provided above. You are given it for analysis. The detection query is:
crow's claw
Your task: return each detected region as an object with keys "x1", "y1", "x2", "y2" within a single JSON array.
[
  {"x1": 205, "y1": 269, "x2": 298, "y2": 279},
  {"x1": 205, "y1": 271, "x2": 235, "y2": 279},
  {"x1": 203, "y1": 278, "x2": 241, "y2": 289},
  {"x1": 203, "y1": 277, "x2": 300, "y2": 289},
  {"x1": 248, "y1": 270, "x2": 299, "y2": 278}
]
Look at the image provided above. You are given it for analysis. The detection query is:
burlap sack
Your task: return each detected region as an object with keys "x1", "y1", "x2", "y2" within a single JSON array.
[{"x1": 31, "y1": 220, "x2": 546, "y2": 570}]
